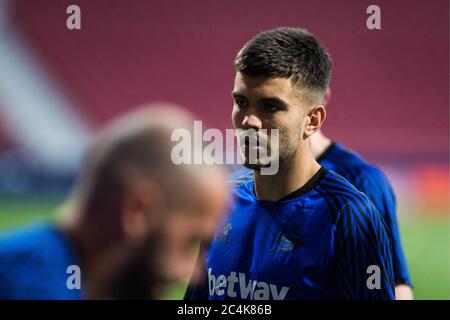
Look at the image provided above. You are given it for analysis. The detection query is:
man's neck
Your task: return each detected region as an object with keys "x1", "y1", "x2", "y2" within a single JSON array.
[
  {"x1": 253, "y1": 144, "x2": 321, "y2": 201},
  {"x1": 310, "y1": 130, "x2": 332, "y2": 159}
]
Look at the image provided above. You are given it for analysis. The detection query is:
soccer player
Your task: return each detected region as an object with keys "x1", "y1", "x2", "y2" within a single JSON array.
[
  {"x1": 186, "y1": 27, "x2": 395, "y2": 300},
  {"x1": 0, "y1": 105, "x2": 228, "y2": 299},
  {"x1": 227, "y1": 88, "x2": 413, "y2": 300}
]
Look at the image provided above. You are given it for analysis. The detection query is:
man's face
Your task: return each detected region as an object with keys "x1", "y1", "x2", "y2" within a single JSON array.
[
  {"x1": 232, "y1": 72, "x2": 309, "y2": 170},
  {"x1": 155, "y1": 172, "x2": 227, "y2": 285},
  {"x1": 109, "y1": 169, "x2": 227, "y2": 299}
]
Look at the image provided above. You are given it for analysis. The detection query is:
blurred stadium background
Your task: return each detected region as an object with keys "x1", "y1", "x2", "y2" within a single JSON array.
[{"x1": 0, "y1": 0, "x2": 448, "y2": 299}]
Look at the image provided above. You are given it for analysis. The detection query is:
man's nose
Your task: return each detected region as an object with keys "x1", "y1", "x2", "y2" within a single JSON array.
[{"x1": 242, "y1": 112, "x2": 262, "y2": 130}]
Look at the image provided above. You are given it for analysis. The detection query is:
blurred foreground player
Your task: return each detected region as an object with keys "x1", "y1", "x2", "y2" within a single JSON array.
[
  {"x1": 227, "y1": 88, "x2": 413, "y2": 300},
  {"x1": 186, "y1": 28, "x2": 395, "y2": 300},
  {"x1": 0, "y1": 105, "x2": 227, "y2": 299}
]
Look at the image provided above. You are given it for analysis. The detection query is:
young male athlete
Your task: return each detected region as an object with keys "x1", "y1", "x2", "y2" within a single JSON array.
[
  {"x1": 228, "y1": 89, "x2": 413, "y2": 299},
  {"x1": 186, "y1": 27, "x2": 395, "y2": 300}
]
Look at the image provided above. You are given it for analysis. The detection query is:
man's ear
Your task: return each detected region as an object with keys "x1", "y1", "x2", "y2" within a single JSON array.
[
  {"x1": 121, "y1": 178, "x2": 163, "y2": 241},
  {"x1": 304, "y1": 105, "x2": 326, "y2": 138}
]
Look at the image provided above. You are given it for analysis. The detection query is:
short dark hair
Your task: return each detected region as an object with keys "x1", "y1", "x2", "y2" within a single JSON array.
[{"x1": 234, "y1": 27, "x2": 332, "y2": 105}]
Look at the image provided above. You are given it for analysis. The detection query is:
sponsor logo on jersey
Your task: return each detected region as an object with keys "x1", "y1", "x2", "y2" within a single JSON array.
[{"x1": 208, "y1": 268, "x2": 290, "y2": 300}]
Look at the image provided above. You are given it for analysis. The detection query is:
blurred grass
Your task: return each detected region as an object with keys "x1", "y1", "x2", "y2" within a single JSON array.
[
  {"x1": 0, "y1": 197, "x2": 59, "y2": 229},
  {"x1": 398, "y1": 211, "x2": 449, "y2": 300},
  {"x1": 0, "y1": 197, "x2": 448, "y2": 299}
]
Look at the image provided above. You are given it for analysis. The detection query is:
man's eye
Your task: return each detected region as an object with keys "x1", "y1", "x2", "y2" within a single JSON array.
[
  {"x1": 235, "y1": 100, "x2": 248, "y2": 108},
  {"x1": 264, "y1": 104, "x2": 279, "y2": 112}
]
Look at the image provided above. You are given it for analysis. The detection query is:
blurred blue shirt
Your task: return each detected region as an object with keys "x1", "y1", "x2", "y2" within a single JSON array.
[{"x1": 0, "y1": 222, "x2": 82, "y2": 299}]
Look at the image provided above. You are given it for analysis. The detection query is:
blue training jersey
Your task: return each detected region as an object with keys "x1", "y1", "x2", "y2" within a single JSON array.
[
  {"x1": 317, "y1": 143, "x2": 411, "y2": 286},
  {"x1": 229, "y1": 142, "x2": 411, "y2": 287},
  {"x1": 0, "y1": 222, "x2": 82, "y2": 299},
  {"x1": 194, "y1": 166, "x2": 395, "y2": 300}
]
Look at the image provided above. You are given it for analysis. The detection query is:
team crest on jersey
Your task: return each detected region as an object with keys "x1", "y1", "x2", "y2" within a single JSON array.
[
  {"x1": 272, "y1": 231, "x2": 301, "y2": 253},
  {"x1": 278, "y1": 235, "x2": 295, "y2": 251},
  {"x1": 216, "y1": 223, "x2": 232, "y2": 242}
]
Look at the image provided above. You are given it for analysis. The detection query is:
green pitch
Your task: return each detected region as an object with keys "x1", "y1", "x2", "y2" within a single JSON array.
[{"x1": 0, "y1": 196, "x2": 448, "y2": 300}]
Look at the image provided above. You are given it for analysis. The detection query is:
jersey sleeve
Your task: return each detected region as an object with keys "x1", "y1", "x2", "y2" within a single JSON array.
[
  {"x1": 333, "y1": 198, "x2": 395, "y2": 300},
  {"x1": 353, "y1": 167, "x2": 412, "y2": 287}
]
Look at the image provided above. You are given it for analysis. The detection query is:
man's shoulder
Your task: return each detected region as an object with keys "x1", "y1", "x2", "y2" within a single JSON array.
[
  {"x1": 228, "y1": 167, "x2": 253, "y2": 188},
  {"x1": 320, "y1": 143, "x2": 390, "y2": 187},
  {"x1": 317, "y1": 168, "x2": 376, "y2": 215},
  {"x1": 0, "y1": 223, "x2": 55, "y2": 254},
  {"x1": 1, "y1": 221, "x2": 64, "y2": 245},
  {"x1": 0, "y1": 223, "x2": 64, "y2": 277},
  {"x1": 227, "y1": 168, "x2": 255, "y2": 200},
  {"x1": 0, "y1": 222, "x2": 79, "y2": 299}
]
